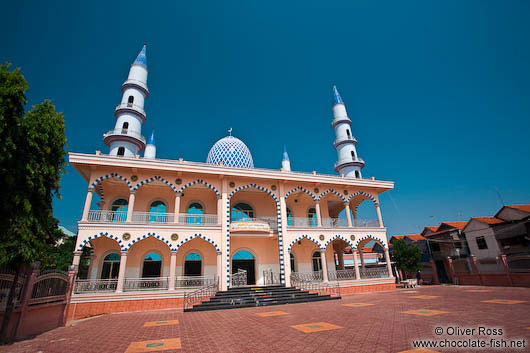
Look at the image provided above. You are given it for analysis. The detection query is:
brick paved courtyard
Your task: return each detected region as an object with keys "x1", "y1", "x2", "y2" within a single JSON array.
[{"x1": 2, "y1": 285, "x2": 530, "y2": 353}]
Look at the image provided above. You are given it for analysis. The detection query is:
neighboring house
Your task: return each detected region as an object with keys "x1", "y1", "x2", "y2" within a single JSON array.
[
  {"x1": 463, "y1": 204, "x2": 530, "y2": 271},
  {"x1": 389, "y1": 234, "x2": 428, "y2": 261}
]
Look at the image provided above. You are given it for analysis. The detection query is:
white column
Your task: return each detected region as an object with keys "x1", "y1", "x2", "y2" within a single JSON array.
[
  {"x1": 216, "y1": 251, "x2": 222, "y2": 290},
  {"x1": 375, "y1": 202, "x2": 384, "y2": 228},
  {"x1": 72, "y1": 251, "x2": 82, "y2": 268},
  {"x1": 173, "y1": 194, "x2": 181, "y2": 224},
  {"x1": 315, "y1": 202, "x2": 322, "y2": 227},
  {"x1": 344, "y1": 203, "x2": 353, "y2": 227},
  {"x1": 279, "y1": 185, "x2": 290, "y2": 286},
  {"x1": 126, "y1": 192, "x2": 135, "y2": 222},
  {"x1": 220, "y1": 178, "x2": 229, "y2": 291},
  {"x1": 217, "y1": 196, "x2": 223, "y2": 226},
  {"x1": 321, "y1": 250, "x2": 329, "y2": 282},
  {"x1": 384, "y1": 247, "x2": 393, "y2": 278},
  {"x1": 360, "y1": 250, "x2": 366, "y2": 269},
  {"x1": 82, "y1": 188, "x2": 94, "y2": 221},
  {"x1": 169, "y1": 251, "x2": 177, "y2": 290},
  {"x1": 353, "y1": 251, "x2": 361, "y2": 279},
  {"x1": 115, "y1": 252, "x2": 128, "y2": 293}
]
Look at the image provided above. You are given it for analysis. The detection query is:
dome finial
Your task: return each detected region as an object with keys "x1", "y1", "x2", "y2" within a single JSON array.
[
  {"x1": 333, "y1": 84, "x2": 343, "y2": 105},
  {"x1": 282, "y1": 145, "x2": 290, "y2": 161},
  {"x1": 133, "y1": 43, "x2": 147, "y2": 68},
  {"x1": 228, "y1": 127, "x2": 232, "y2": 136}
]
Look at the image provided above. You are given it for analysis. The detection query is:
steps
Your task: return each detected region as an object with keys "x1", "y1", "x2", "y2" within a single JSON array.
[{"x1": 184, "y1": 285, "x2": 341, "y2": 312}]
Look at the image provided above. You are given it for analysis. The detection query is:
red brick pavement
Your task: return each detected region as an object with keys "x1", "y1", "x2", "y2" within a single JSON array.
[{"x1": 1, "y1": 285, "x2": 530, "y2": 353}]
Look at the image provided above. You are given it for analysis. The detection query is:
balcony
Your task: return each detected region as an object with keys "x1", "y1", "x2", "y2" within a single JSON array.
[
  {"x1": 114, "y1": 103, "x2": 147, "y2": 121},
  {"x1": 334, "y1": 158, "x2": 365, "y2": 169},
  {"x1": 103, "y1": 128, "x2": 146, "y2": 149},
  {"x1": 286, "y1": 217, "x2": 379, "y2": 228},
  {"x1": 333, "y1": 136, "x2": 357, "y2": 148},
  {"x1": 85, "y1": 210, "x2": 218, "y2": 226}
]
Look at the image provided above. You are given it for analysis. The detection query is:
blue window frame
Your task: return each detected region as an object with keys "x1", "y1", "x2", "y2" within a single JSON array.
[
  {"x1": 231, "y1": 203, "x2": 254, "y2": 221},
  {"x1": 187, "y1": 203, "x2": 203, "y2": 224},
  {"x1": 308, "y1": 208, "x2": 317, "y2": 227},
  {"x1": 111, "y1": 199, "x2": 128, "y2": 222},
  {"x1": 149, "y1": 201, "x2": 167, "y2": 223}
]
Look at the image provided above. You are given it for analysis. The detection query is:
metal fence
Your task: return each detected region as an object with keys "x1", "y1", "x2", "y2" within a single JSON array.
[
  {"x1": 231, "y1": 269, "x2": 247, "y2": 287},
  {"x1": 74, "y1": 279, "x2": 118, "y2": 293},
  {"x1": 263, "y1": 269, "x2": 281, "y2": 285},
  {"x1": 359, "y1": 267, "x2": 389, "y2": 279},
  {"x1": 30, "y1": 270, "x2": 69, "y2": 305},
  {"x1": 328, "y1": 269, "x2": 357, "y2": 281},
  {"x1": 175, "y1": 276, "x2": 217, "y2": 288},
  {"x1": 123, "y1": 277, "x2": 169, "y2": 291},
  {"x1": 183, "y1": 277, "x2": 219, "y2": 311},
  {"x1": 0, "y1": 271, "x2": 26, "y2": 310},
  {"x1": 290, "y1": 271, "x2": 323, "y2": 283}
]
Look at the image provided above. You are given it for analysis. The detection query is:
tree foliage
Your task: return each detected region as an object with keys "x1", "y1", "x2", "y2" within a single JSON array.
[
  {"x1": 0, "y1": 62, "x2": 67, "y2": 268},
  {"x1": 391, "y1": 238, "x2": 422, "y2": 273}
]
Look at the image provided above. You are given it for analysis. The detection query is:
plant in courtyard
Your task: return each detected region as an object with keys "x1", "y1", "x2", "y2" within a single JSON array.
[
  {"x1": 0, "y1": 63, "x2": 67, "y2": 343},
  {"x1": 391, "y1": 238, "x2": 422, "y2": 277}
]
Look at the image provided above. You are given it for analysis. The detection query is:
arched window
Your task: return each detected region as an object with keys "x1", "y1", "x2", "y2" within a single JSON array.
[
  {"x1": 142, "y1": 252, "x2": 162, "y2": 278},
  {"x1": 101, "y1": 253, "x2": 120, "y2": 279},
  {"x1": 187, "y1": 203, "x2": 203, "y2": 224},
  {"x1": 122, "y1": 122, "x2": 129, "y2": 132},
  {"x1": 351, "y1": 150, "x2": 356, "y2": 160},
  {"x1": 184, "y1": 252, "x2": 202, "y2": 276},
  {"x1": 312, "y1": 251, "x2": 322, "y2": 272},
  {"x1": 308, "y1": 208, "x2": 318, "y2": 227},
  {"x1": 117, "y1": 147, "x2": 125, "y2": 156},
  {"x1": 290, "y1": 253, "x2": 297, "y2": 272},
  {"x1": 232, "y1": 250, "x2": 256, "y2": 285},
  {"x1": 346, "y1": 129, "x2": 351, "y2": 139},
  {"x1": 231, "y1": 203, "x2": 254, "y2": 221},
  {"x1": 111, "y1": 199, "x2": 128, "y2": 222},
  {"x1": 355, "y1": 170, "x2": 360, "y2": 179},
  {"x1": 127, "y1": 95, "x2": 134, "y2": 106},
  {"x1": 149, "y1": 201, "x2": 167, "y2": 223},
  {"x1": 286, "y1": 207, "x2": 293, "y2": 226}
]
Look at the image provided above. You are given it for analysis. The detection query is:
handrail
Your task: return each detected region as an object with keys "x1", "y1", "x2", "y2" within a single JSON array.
[
  {"x1": 74, "y1": 279, "x2": 118, "y2": 293},
  {"x1": 328, "y1": 269, "x2": 357, "y2": 281},
  {"x1": 183, "y1": 277, "x2": 219, "y2": 311},
  {"x1": 290, "y1": 271, "x2": 323, "y2": 282},
  {"x1": 263, "y1": 269, "x2": 281, "y2": 285},
  {"x1": 104, "y1": 128, "x2": 146, "y2": 144},
  {"x1": 231, "y1": 269, "x2": 247, "y2": 287},
  {"x1": 115, "y1": 102, "x2": 146, "y2": 117},
  {"x1": 175, "y1": 275, "x2": 217, "y2": 288},
  {"x1": 123, "y1": 277, "x2": 169, "y2": 291},
  {"x1": 291, "y1": 273, "x2": 340, "y2": 298}
]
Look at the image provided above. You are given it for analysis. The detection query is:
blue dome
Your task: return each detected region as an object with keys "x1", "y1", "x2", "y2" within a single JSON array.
[{"x1": 206, "y1": 136, "x2": 254, "y2": 168}]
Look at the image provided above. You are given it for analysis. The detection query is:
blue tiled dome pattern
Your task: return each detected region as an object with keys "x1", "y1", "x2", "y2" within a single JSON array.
[{"x1": 206, "y1": 136, "x2": 254, "y2": 168}]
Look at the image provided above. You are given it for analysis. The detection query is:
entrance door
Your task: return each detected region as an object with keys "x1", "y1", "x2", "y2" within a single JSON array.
[
  {"x1": 142, "y1": 252, "x2": 162, "y2": 278},
  {"x1": 184, "y1": 252, "x2": 202, "y2": 276},
  {"x1": 232, "y1": 250, "x2": 256, "y2": 285}
]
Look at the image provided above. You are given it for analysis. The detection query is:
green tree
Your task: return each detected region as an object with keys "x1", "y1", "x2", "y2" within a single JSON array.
[
  {"x1": 0, "y1": 63, "x2": 67, "y2": 342},
  {"x1": 391, "y1": 238, "x2": 422, "y2": 277}
]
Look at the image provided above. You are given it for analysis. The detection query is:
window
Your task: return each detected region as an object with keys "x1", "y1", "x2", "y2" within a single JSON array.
[
  {"x1": 117, "y1": 147, "x2": 125, "y2": 156},
  {"x1": 149, "y1": 201, "x2": 167, "y2": 223},
  {"x1": 184, "y1": 252, "x2": 202, "y2": 276},
  {"x1": 351, "y1": 150, "x2": 356, "y2": 160},
  {"x1": 476, "y1": 236, "x2": 488, "y2": 250},
  {"x1": 127, "y1": 96, "x2": 134, "y2": 106},
  {"x1": 122, "y1": 122, "x2": 129, "y2": 131},
  {"x1": 355, "y1": 170, "x2": 360, "y2": 179},
  {"x1": 101, "y1": 253, "x2": 120, "y2": 279},
  {"x1": 286, "y1": 207, "x2": 293, "y2": 226},
  {"x1": 187, "y1": 203, "x2": 203, "y2": 224},
  {"x1": 111, "y1": 199, "x2": 128, "y2": 222},
  {"x1": 312, "y1": 251, "x2": 322, "y2": 272},
  {"x1": 231, "y1": 203, "x2": 254, "y2": 221},
  {"x1": 308, "y1": 208, "x2": 318, "y2": 227},
  {"x1": 290, "y1": 253, "x2": 297, "y2": 272},
  {"x1": 142, "y1": 252, "x2": 162, "y2": 278},
  {"x1": 346, "y1": 129, "x2": 351, "y2": 139}
]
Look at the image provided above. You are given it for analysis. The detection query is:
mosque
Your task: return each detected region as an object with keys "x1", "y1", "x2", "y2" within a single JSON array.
[{"x1": 69, "y1": 44, "x2": 395, "y2": 314}]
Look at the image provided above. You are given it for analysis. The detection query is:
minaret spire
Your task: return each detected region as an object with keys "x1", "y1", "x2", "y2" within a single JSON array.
[
  {"x1": 103, "y1": 44, "x2": 149, "y2": 157},
  {"x1": 331, "y1": 85, "x2": 364, "y2": 178},
  {"x1": 281, "y1": 145, "x2": 291, "y2": 172},
  {"x1": 144, "y1": 130, "x2": 156, "y2": 159}
]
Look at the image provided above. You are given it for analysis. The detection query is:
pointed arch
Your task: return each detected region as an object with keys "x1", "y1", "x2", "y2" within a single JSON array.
[
  {"x1": 227, "y1": 183, "x2": 284, "y2": 287},
  {"x1": 174, "y1": 233, "x2": 220, "y2": 252},
  {"x1": 77, "y1": 232, "x2": 124, "y2": 251},
  {"x1": 284, "y1": 186, "x2": 317, "y2": 202},
  {"x1": 323, "y1": 234, "x2": 355, "y2": 249},
  {"x1": 177, "y1": 179, "x2": 220, "y2": 197},
  {"x1": 133, "y1": 175, "x2": 179, "y2": 193},
  {"x1": 347, "y1": 191, "x2": 377, "y2": 204},
  {"x1": 317, "y1": 188, "x2": 346, "y2": 202},
  {"x1": 90, "y1": 173, "x2": 133, "y2": 191},
  {"x1": 287, "y1": 234, "x2": 324, "y2": 252},
  {"x1": 125, "y1": 232, "x2": 172, "y2": 251},
  {"x1": 353, "y1": 234, "x2": 388, "y2": 250}
]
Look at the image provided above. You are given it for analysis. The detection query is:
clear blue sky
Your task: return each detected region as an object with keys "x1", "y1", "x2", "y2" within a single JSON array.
[{"x1": 2, "y1": 1, "x2": 529, "y2": 237}]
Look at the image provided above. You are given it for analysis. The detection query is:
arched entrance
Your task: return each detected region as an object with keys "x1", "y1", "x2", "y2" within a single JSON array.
[
  {"x1": 101, "y1": 253, "x2": 120, "y2": 279},
  {"x1": 232, "y1": 250, "x2": 256, "y2": 285},
  {"x1": 142, "y1": 252, "x2": 162, "y2": 278},
  {"x1": 184, "y1": 252, "x2": 202, "y2": 276}
]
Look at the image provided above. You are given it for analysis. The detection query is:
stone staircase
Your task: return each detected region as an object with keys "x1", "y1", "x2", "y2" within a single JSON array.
[{"x1": 184, "y1": 285, "x2": 340, "y2": 312}]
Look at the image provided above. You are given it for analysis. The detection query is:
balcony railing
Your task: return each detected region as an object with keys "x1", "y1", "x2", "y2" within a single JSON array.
[
  {"x1": 175, "y1": 275, "x2": 217, "y2": 288},
  {"x1": 287, "y1": 217, "x2": 379, "y2": 228},
  {"x1": 230, "y1": 217, "x2": 278, "y2": 230},
  {"x1": 103, "y1": 128, "x2": 146, "y2": 144},
  {"x1": 322, "y1": 218, "x2": 349, "y2": 228},
  {"x1": 290, "y1": 271, "x2": 323, "y2": 283},
  {"x1": 74, "y1": 279, "x2": 118, "y2": 293},
  {"x1": 288, "y1": 217, "x2": 319, "y2": 228},
  {"x1": 359, "y1": 267, "x2": 389, "y2": 279},
  {"x1": 115, "y1": 102, "x2": 146, "y2": 118},
  {"x1": 123, "y1": 277, "x2": 169, "y2": 291},
  {"x1": 85, "y1": 210, "x2": 218, "y2": 225},
  {"x1": 328, "y1": 269, "x2": 357, "y2": 281}
]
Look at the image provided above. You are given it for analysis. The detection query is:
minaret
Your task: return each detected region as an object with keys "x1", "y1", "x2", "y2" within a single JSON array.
[
  {"x1": 332, "y1": 85, "x2": 364, "y2": 178},
  {"x1": 281, "y1": 145, "x2": 291, "y2": 172},
  {"x1": 103, "y1": 44, "x2": 149, "y2": 157},
  {"x1": 144, "y1": 130, "x2": 156, "y2": 159}
]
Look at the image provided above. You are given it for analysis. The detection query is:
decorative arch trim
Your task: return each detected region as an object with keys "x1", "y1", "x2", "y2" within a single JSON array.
[
  {"x1": 317, "y1": 188, "x2": 346, "y2": 202},
  {"x1": 77, "y1": 232, "x2": 124, "y2": 251},
  {"x1": 323, "y1": 234, "x2": 355, "y2": 249},
  {"x1": 177, "y1": 179, "x2": 220, "y2": 197},
  {"x1": 227, "y1": 183, "x2": 284, "y2": 287},
  {"x1": 174, "y1": 233, "x2": 220, "y2": 252},
  {"x1": 353, "y1": 234, "x2": 388, "y2": 250},
  {"x1": 347, "y1": 191, "x2": 377, "y2": 204},
  {"x1": 90, "y1": 173, "x2": 133, "y2": 191},
  {"x1": 133, "y1": 175, "x2": 178, "y2": 193},
  {"x1": 287, "y1": 234, "x2": 324, "y2": 252},
  {"x1": 284, "y1": 186, "x2": 317, "y2": 202},
  {"x1": 125, "y1": 232, "x2": 172, "y2": 251}
]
